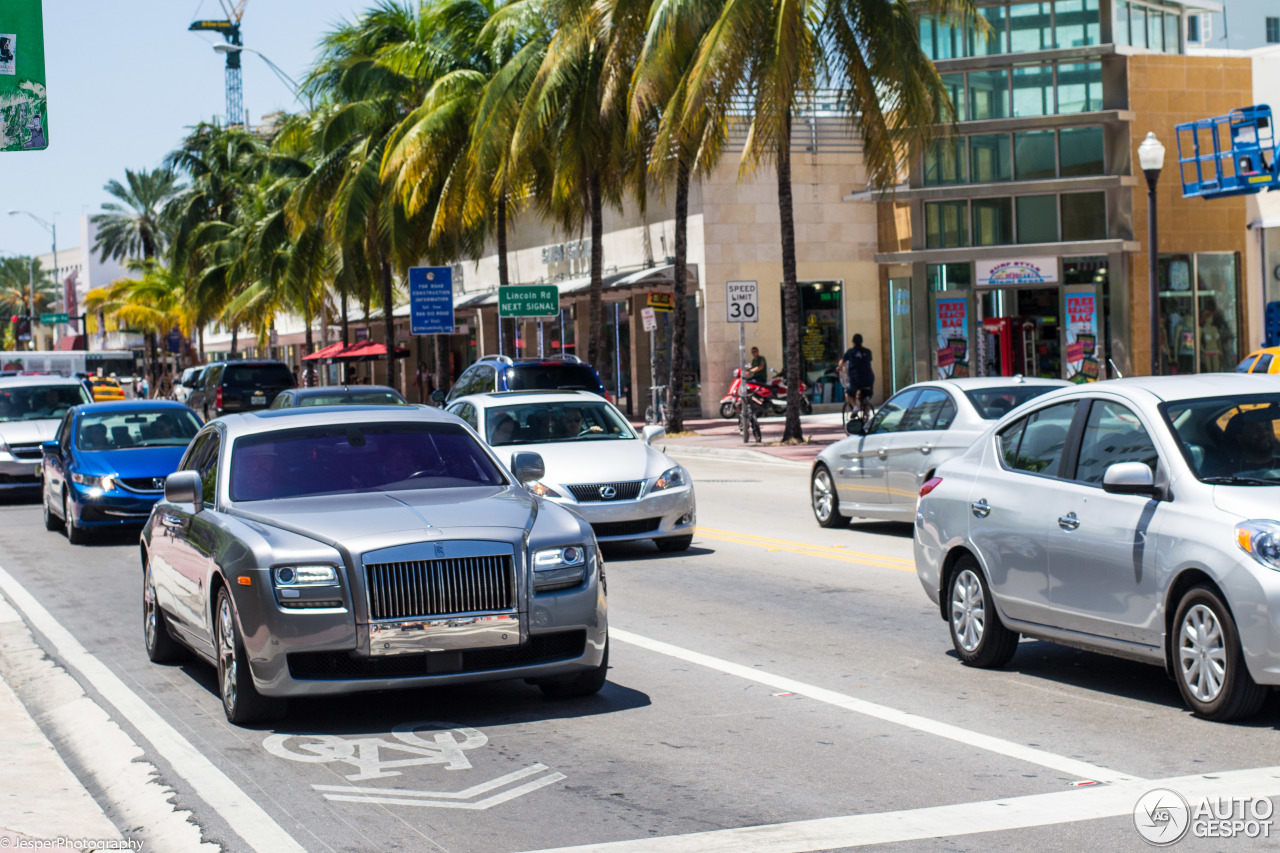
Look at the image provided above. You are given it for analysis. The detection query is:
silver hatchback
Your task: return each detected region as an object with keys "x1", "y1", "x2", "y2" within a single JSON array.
[{"x1": 915, "y1": 375, "x2": 1280, "y2": 720}]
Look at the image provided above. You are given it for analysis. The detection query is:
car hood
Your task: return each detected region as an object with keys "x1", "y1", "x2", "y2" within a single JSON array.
[
  {"x1": 0, "y1": 419, "x2": 59, "y2": 445},
  {"x1": 75, "y1": 447, "x2": 189, "y2": 478},
  {"x1": 1212, "y1": 484, "x2": 1280, "y2": 521},
  {"x1": 496, "y1": 438, "x2": 663, "y2": 484}
]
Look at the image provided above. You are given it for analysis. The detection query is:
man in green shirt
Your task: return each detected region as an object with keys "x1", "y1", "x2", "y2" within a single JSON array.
[{"x1": 745, "y1": 347, "x2": 768, "y2": 386}]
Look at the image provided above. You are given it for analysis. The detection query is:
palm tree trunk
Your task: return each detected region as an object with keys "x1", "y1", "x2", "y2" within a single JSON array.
[
  {"x1": 497, "y1": 193, "x2": 510, "y2": 357},
  {"x1": 381, "y1": 261, "x2": 397, "y2": 389},
  {"x1": 587, "y1": 172, "x2": 604, "y2": 368},
  {"x1": 666, "y1": 159, "x2": 690, "y2": 434},
  {"x1": 777, "y1": 107, "x2": 804, "y2": 443},
  {"x1": 433, "y1": 332, "x2": 449, "y2": 400},
  {"x1": 341, "y1": 289, "x2": 350, "y2": 346},
  {"x1": 230, "y1": 327, "x2": 238, "y2": 360}
]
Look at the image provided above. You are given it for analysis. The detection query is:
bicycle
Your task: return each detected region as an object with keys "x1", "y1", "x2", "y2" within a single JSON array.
[
  {"x1": 644, "y1": 384, "x2": 669, "y2": 424},
  {"x1": 738, "y1": 382, "x2": 762, "y2": 444},
  {"x1": 842, "y1": 387, "x2": 875, "y2": 432}
]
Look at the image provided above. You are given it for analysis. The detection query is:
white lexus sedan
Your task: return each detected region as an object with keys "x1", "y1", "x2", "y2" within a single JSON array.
[{"x1": 447, "y1": 391, "x2": 696, "y2": 551}]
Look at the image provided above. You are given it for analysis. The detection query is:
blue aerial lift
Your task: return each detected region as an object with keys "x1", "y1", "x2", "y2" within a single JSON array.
[{"x1": 1176, "y1": 104, "x2": 1280, "y2": 199}]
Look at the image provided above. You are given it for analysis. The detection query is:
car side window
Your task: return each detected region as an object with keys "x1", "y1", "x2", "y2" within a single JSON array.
[
  {"x1": 474, "y1": 365, "x2": 496, "y2": 393},
  {"x1": 460, "y1": 404, "x2": 478, "y2": 430},
  {"x1": 58, "y1": 412, "x2": 73, "y2": 450},
  {"x1": 1253, "y1": 353, "x2": 1274, "y2": 373},
  {"x1": 999, "y1": 401, "x2": 1078, "y2": 477},
  {"x1": 1236, "y1": 355, "x2": 1258, "y2": 373},
  {"x1": 869, "y1": 390, "x2": 918, "y2": 434},
  {"x1": 181, "y1": 432, "x2": 211, "y2": 473},
  {"x1": 1073, "y1": 400, "x2": 1159, "y2": 484},
  {"x1": 198, "y1": 435, "x2": 220, "y2": 507},
  {"x1": 901, "y1": 389, "x2": 956, "y2": 431},
  {"x1": 451, "y1": 367, "x2": 476, "y2": 399}
]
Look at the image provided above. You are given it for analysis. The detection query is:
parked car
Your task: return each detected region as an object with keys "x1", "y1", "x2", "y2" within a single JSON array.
[
  {"x1": 810, "y1": 377, "x2": 1069, "y2": 526},
  {"x1": 0, "y1": 377, "x2": 93, "y2": 493},
  {"x1": 448, "y1": 390, "x2": 695, "y2": 550},
  {"x1": 270, "y1": 385, "x2": 409, "y2": 408},
  {"x1": 174, "y1": 366, "x2": 207, "y2": 404},
  {"x1": 445, "y1": 354, "x2": 607, "y2": 403},
  {"x1": 89, "y1": 376, "x2": 126, "y2": 402},
  {"x1": 1235, "y1": 346, "x2": 1280, "y2": 374},
  {"x1": 41, "y1": 401, "x2": 203, "y2": 543},
  {"x1": 187, "y1": 360, "x2": 295, "y2": 421},
  {"x1": 142, "y1": 404, "x2": 608, "y2": 724},
  {"x1": 916, "y1": 374, "x2": 1280, "y2": 721}
]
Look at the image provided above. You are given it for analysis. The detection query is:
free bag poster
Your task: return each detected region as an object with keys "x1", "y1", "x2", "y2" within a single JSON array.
[
  {"x1": 0, "y1": 0, "x2": 47, "y2": 152},
  {"x1": 935, "y1": 297, "x2": 969, "y2": 379},
  {"x1": 1064, "y1": 286, "x2": 1100, "y2": 382}
]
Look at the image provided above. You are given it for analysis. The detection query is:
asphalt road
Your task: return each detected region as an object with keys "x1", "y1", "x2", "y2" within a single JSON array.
[{"x1": 1, "y1": 455, "x2": 1279, "y2": 852}]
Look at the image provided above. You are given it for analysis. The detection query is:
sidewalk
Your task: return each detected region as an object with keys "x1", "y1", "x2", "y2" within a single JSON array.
[{"x1": 644, "y1": 411, "x2": 847, "y2": 467}]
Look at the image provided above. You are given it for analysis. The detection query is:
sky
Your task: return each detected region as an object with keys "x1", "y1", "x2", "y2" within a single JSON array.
[{"x1": 1, "y1": 0, "x2": 368, "y2": 259}]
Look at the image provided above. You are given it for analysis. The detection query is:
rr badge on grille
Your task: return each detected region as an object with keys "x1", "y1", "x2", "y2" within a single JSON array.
[
  {"x1": 434, "y1": 542, "x2": 446, "y2": 558},
  {"x1": 598, "y1": 485, "x2": 617, "y2": 500}
]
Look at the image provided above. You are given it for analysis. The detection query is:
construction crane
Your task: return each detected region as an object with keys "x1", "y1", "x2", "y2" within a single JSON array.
[{"x1": 190, "y1": 0, "x2": 249, "y2": 126}]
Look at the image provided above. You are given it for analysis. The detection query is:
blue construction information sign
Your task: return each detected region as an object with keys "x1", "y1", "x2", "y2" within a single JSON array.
[{"x1": 408, "y1": 266, "x2": 454, "y2": 335}]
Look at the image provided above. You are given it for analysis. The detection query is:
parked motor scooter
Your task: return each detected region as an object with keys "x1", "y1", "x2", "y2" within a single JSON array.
[{"x1": 719, "y1": 369, "x2": 813, "y2": 418}]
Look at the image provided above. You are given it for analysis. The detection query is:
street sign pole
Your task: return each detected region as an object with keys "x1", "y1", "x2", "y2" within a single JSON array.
[{"x1": 726, "y1": 280, "x2": 759, "y2": 375}]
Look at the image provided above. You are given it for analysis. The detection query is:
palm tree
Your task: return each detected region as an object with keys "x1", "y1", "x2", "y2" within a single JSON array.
[
  {"x1": 89, "y1": 168, "x2": 182, "y2": 264},
  {"x1": 663, "y1": 0, "x2": 976, "y2": 440},
  {"x1": 0, "y1": 257, "x2": 56, "y2": 350},
  {"x1": 84, "y1": 261, "x2": 194, "y2": 376}
]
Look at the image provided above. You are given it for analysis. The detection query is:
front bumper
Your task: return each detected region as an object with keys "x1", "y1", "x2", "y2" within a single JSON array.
[
  {"x1": 68, "y1": 485, "x2": 161, "y2": 527},
  {"x1": 0, "y1": 453, "x2": 42, "y2": 490},
  {"x1": 553, "y1": 486, "x2": 696, "y2": 543}
]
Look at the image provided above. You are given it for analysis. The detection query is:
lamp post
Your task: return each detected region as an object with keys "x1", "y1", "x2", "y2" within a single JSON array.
[
  {"x1": 8, "y1": 209, "x2": 57, "y2": 349},
  {"x1": 1138, "y1": 132, "x2": 1166, "y2": 377}
]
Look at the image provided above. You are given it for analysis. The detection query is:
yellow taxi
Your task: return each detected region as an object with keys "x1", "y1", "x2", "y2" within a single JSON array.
[
  {"x1": 1236, "y1": 347, "x2": 1280, "y2": 375},
  {"x1": 89, "y1": 377, "x2": 126, "y2": 402}
]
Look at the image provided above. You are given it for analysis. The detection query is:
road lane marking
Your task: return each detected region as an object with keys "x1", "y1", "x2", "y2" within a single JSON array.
[
  {"x1": 0, "y1": 563, "x2": 307, "y2": 853},
  {"x1": 695, "y1": 527, "x2": 915, "y2": 564},
  {"x1": 314, "y1": 763, "x2": 553, "y2": 799},
  {"x1": 519, "y1": 765, "x2": 1280, "y2": 853},
  {"x1": 694, "y1": 530, "x2": 916, "y2": 573},
  {"x1": 612, "y1": 628, "x2": 1138, "y2": 785},
  {"x1": 319, "y1": 766, "x2": 567, "y2": 810}
]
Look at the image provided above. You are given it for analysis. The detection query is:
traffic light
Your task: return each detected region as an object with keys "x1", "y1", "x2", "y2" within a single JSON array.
[{"x1": 10, "y1": 315, "x2": 31, "y2": 342}]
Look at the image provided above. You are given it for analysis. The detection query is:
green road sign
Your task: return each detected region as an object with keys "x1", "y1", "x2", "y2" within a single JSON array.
[
  {"x1": 499, "y1": 285, "x2": 560, "y2": 318},
  {"x1": 0, "y1": 0, "x2": 48, "y2": 152},
  {"x1": 40, "y1": 312, "x2": 67, "y2": 324}
]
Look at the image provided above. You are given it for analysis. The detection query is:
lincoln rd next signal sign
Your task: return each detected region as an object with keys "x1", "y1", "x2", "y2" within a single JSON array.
[{"x1": 499, "y1": 285, "x2": 559, "y2": 318}]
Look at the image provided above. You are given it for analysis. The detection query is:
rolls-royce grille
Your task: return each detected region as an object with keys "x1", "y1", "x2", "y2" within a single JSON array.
[
  {"x1": 8, "y1": 443, "x2": 42, "y2": 461},
  {"x1": 365, "y1": 554, "x2": 514, "y2": 620},
  {"x1": 567, "y1": 481, "x2": 643, "y2": 502}
]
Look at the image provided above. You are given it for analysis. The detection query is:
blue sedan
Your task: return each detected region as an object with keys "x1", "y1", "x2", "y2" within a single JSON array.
[{"x1": 41, "y1": 401, "x2": 203, "y2": 543}]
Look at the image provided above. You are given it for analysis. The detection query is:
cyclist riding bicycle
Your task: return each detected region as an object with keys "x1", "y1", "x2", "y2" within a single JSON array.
[{"x1": 840, "y1": 334, "x2": 875, "y2": 422}]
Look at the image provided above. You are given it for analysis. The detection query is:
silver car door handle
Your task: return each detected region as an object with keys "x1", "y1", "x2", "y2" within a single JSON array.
[
  {"x1": 1058, "y1": 512, "x2": 1080, "y2": 531},
  {"x1": 919, "y1": 444, "x2": 933, "y2": 453},
  {"x1": 877, "y1": 447, "x2": 888, "y2": 457},
  {"x1": 970, "y1": 499, "x2": 990, "y2": 518},
  {"x1": 162, "y1": 514, "x2": 186, "y2": 528}
]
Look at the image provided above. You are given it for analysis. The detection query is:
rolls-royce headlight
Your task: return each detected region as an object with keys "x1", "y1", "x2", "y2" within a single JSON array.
[
  {"x1": 273, "y1": 565, "x2": 340, "y2": 587},
  {"x1": 1236, "y1": 521, "x2": 1280, "y2": 571},
  {"x1": 651, "y1": 466, "x2": 685, "y2": 491},
  {"x1": 532, "y1": 546, "x2": 586, "y2": 592}
]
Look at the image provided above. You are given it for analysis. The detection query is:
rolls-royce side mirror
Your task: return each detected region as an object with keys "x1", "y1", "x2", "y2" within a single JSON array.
[{"x1": 164, "y1": 470, "x2": 204, "y2": 513}]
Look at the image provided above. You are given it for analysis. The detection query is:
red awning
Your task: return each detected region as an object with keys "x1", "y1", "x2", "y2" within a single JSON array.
[
  {"x1": 331, "y1": 340, "x2": 410, "y2": 360},
  {"x1": 56, "y1": 335, "x2": 87, "y2": 351},
  {"x1": 301, "y1": 341, "x2": 348, "y2": 361}
]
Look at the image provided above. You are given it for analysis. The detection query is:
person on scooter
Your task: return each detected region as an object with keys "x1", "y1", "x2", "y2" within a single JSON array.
[
  {"x1": 840, "y1": 334, "x2": 875, "y2": 422},
  {"x1": 745, "y1": 347, "x2": 768, "y2": 387}
]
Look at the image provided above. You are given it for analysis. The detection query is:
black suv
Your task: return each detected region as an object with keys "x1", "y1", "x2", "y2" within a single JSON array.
[
  {"x1": 187, "y1": 360, "x2": 295, "y2": 421},
  {"x1": 445, "y1": 355, "x2": 607, "y2": 403}
]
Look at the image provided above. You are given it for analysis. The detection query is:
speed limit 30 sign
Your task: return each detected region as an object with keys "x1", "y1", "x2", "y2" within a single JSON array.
[{"x1": 726, "y1": 280, "x2": 758, "y2": 323}]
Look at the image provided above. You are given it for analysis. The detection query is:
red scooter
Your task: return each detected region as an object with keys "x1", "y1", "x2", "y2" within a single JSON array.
[{"x1": 719, "y1": 369, "x2": 812, "y2": 418}]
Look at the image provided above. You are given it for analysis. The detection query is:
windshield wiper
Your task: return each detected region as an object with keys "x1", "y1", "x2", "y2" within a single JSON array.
[{"x1": 1201, "y1": 475, "x2": 1280, "y2": 486}]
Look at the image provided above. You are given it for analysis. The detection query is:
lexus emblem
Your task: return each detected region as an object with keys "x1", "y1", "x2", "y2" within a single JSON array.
[
  {"x1": 599, "y1": 485, "x2": 617, "y2": 500},
  {"x1": 434, "y1": 542, "x2": 446, "y2": 558}
]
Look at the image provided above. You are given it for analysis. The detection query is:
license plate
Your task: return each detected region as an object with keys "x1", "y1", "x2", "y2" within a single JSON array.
[{"x1": 252, "y1": 393, "x2": 266, "y2": 405}]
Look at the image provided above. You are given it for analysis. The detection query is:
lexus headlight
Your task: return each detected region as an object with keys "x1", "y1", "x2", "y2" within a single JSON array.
[
  {"x1": 532, "y1": 545, "x2": 587, "y2": 592},
  {"x1": 651, "y1": 466, "x2": 686, "y2": 491},
  {"x1": 273, "y1": 565, "x2": 340, "y2": 587},
  {"x1": 71, "y1": 472, "x2": 115, "y2": 492},
  {"x1": 1236, "y1": 521, "x2": 1280, "y2": 571},
  {"x1": 528, "y1": 481, "x2": 561, "y2": 498}
]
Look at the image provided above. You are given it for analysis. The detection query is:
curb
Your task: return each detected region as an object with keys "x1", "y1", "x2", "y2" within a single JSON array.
[{"x1": 661, "y1": 443, "x2": 814, "y2": 468}]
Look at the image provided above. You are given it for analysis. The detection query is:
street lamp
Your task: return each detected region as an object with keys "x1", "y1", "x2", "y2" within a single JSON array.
[
  {"x1": 212, "y1": 43, "x2": 307, "y2": 109},
  {"x1": 1138, "y1": 132, "x2": 1166, "y2": 377},
  {"x1": 7, "y1": 209, "x2": 57, "y2": 349}
]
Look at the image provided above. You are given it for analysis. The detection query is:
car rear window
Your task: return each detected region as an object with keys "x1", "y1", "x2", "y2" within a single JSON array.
[
  {"x1": 223, "y1": 364, "x2": 294, "y2": 387},
  {"x1": 964, "y1": 385, "x2": 1061, "y2": 420},
  {"x1": 230, "y1": 422, "x2": 505, "y2": 501},
  {"x1": 504, "y1": 364, "x2": 603, "y2": 393}
]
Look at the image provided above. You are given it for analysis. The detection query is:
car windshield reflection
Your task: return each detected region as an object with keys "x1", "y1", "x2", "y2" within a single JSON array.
[
  {"x1": 0, "y1": 385, "x2": 91, "y2": 422},
  {"x1": 486, "y1": 401, "x2": 635, "y2": 446}
]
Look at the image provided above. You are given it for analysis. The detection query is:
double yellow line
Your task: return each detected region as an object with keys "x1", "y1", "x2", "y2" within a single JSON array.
[{"x1": 694, "y1": 526, "x2": 916, "y2": 573}]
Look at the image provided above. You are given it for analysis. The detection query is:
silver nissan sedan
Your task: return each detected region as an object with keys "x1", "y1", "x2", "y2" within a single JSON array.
[
  {"x1": 915, "y1": 374, "x2": 1280, "y2": 721},
  {"x1": 141, "y1": 405, "x2": 608, "y2": 725}
]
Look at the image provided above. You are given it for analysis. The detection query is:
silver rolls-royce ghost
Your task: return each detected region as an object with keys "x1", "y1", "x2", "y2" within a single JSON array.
[{"x1": 141, "y1": 405, "x2": 608, "y2": 725}]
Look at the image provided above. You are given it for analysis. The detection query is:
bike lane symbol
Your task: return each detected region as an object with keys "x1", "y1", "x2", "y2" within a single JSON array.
[{"x1": 264, "y1": 722, "x2": 487, "y2": 781}]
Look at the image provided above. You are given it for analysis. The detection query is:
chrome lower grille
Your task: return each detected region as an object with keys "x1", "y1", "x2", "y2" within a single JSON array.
[
  {"x1": 119, "y1": 477, "x2": 164, "y2": 493},
  {"x1": 8, "y1": 443, "x2": 42, "y2": 461},
  {"x1": 364, "y1": 554, "x2": 514, "y2": 620},
  {"x1": 567, "y1": 481, "x2": 643, "y2": 502}
]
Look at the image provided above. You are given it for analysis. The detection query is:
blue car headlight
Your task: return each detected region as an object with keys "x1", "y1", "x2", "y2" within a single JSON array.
[
  {"x1": 1236, "y1": 521, "x2": 1280, "y2": 571},
  {"x1": 70, "y1": 472, "x2": 116, "y2": 494},
  {"x1": 532, "y1": 545, "x2": 587, "y2": 592},
  {"x1": 651, "y1": 466, "x2": 686, "y2": 491}
]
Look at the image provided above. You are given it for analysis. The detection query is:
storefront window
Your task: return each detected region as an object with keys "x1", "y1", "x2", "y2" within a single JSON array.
[
  {"x1": 970, "y1": 134, "x2": 1012, "y2": 182},
  {"x1": 1054, "y1": 0, "x2": 1099, "y2": 48},
  {"x1": 970, "y1": 5, "x2": 1008, "y2": 55},
  {"x1": 973, "y1": 198, "x2": 1014, "y2": 245},
  {"x1": 1013, "y1": 64, "x2": 1054, "y2": 117},
  {"x1": 968, "y1": 69, "x2": 1010, "y2": 120},
  {"x1": 1017, "y1": 195, "x2": 1059, "y2": 243},
  {"x1": 1157, "y1": 253, "x2": 1239, "y2": 375},
  {"x1": 653, "y1": 295, "x2": 701, "y2": 412},
  {"x1": 924, "y1": 138, "x2": 967, "y2": 186},
  {"x1": 926, "y1": 201, "x2": 970, "y2": 248},
  {"x1": 1060, "y1": 192, "x2": 1106, "y2": 240},
  {"x1": 1014, "y1": 130, "x2": 1056, "y2": 179},
  {"x1": 1010, "y1": 2, "x2": 1052, "y2": 52},
  {"x1": 1059, "y1": 127, "x2": 1105, "y2": 176},
  {"x1": 781, "y1": 281, "x2": 844, "y2": 397},
  {"x1": 1057, "y1": 62, "x2": 1102, "y2": 113},
  {"x1": 927, "y1": 263, "x2": 972, "y2": 292},
  {"x1": 888, "y1": 278, "x2": 915, "y2": 393}
]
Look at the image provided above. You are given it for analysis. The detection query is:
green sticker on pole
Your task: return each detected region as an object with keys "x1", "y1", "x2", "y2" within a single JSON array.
[
  {"x1": 499, "y1": 285, "x2": 559, "y2": 318},
  {"x1": 0, "y1": 0, "x2": 48, "y2": 153}
]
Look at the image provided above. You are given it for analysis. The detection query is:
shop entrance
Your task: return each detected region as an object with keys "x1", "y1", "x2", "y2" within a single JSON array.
[{"x1": 977, "y1": 287, "x2": 1061, "y2": 379}]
